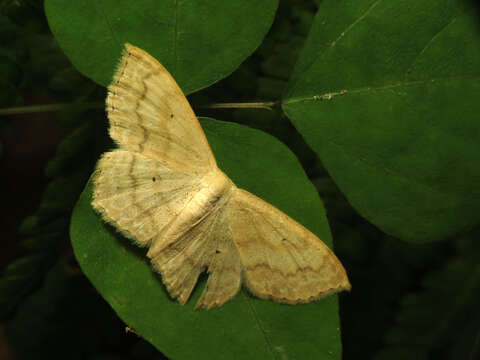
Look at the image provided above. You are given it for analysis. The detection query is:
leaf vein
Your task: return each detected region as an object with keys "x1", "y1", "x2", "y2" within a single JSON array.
[
  {"x1": 404, "y1": 15, "x2": 460, "y2": 78},
  {"x1": 93, "y1": 0, "x2": 120, "y2": 47},
  {"x1": 284, "y1": 75, "x2": 480, "y2": 104},
  {"x1": 289, "y1": 0, "x2": 382, "y2": 96},
  {"x1": 244, "y1": 296, "x2": 278, "y2": 360}
]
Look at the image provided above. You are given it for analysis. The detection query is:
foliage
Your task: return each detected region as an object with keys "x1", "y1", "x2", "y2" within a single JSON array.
[
  {"x1": 44, "y1": 0, "x2": 278, "y2": 93},
  {"x1": 0, "y1": 0, "x2": 103, "y2": 319},
  {"x1": 283, "y1": 0, "x2": 480, "y2": 242},
  {"x1": 71, "y1": 118, "x2": 341, "y2": 359},
  {"x1": 0, "y1": 122, "x2": 97, "y2": 321},
  {"x1": 6, "y1": 261, "x2": 127, "y2": 360},
  {"x1": 374, "y1": 230, "x2": 480, "y2": 360},
  {"x1": 1, "y1": 0, "x2": 479, "y2": 359}
]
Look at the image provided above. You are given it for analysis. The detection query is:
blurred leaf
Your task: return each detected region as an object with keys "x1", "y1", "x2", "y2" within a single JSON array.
[
  {"x1": 283, "y1": 0, "x2": 480, "y2": 242},
  {"x1": 70, "y1": 117, "x2": 344, "y2": 360},
  {"x1": 0, "y1": 14, "x2": 21, "y2": 40},
  {"x1": 0, "y1": 17, "x2": 22, "y2": 107},
  {"x1": 20, "y1": 232, "x2": 64, "y2": 252},
  {"x1": 0, "y1": 254, "x2": 56, "y2": 320},
  {"x1": 48, "y1": 66, "x2": 94, "y2": 97},
  {"x1": 38, "y1": 172, "x2": 91, "y2": 216},
  {"x1": 0, "y1": 7, "x2": 97, "y2": 105},
  {"x1": 22, "y1": 34, "x2": 72, "y2": 90},
  {"x1": 338, "y1": 231, "x2": 449, "y2": 359},
  {"x1": 374, "y1": 231, "x2": 480, "y2": 360},
  {"x1": 18, "y1": 215, "x2": 66, "y2": 236},
  {"x1": 0, "y1": 49, "x2": 21, "y2": 86},
  {"x1": 45, "y1": 121, "x2": 94, "y2": 177},
  {"x1": 44, "y1": 0, "x2": 278, "y2": 93},
  {"x1": 5, "y1": 261, "x2": 125, "y2": 360},
  {"x1": 0, "y1": 121, "x2": 96, "y2": 321}
]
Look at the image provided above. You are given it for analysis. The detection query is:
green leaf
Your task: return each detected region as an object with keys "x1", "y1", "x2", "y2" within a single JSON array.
[
  {"x1": 44, "y1": 0, "x2": 278, "y2": 93},
  {"x1": 71, "y1": 117, "x2": 344, "y2": 360},
  {"x1": 283, "y1": 0, "x2": 480, "y2": 242}
]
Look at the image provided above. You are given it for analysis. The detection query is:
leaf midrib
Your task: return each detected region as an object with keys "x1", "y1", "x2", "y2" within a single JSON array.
[{"x1": 283, "y1": 75, "x2": 480, "y2": 105}]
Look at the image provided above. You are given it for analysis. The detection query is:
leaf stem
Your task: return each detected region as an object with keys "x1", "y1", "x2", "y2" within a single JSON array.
[
  {"x1": 0, "y1": 102, "x2": 104, "y2": 116},
  {"x1": 201, "y1": 101, "x2": 277, "y2": 111},
  {"x1": 0, "y1": 100, "x2": 280, "y2": 116}
]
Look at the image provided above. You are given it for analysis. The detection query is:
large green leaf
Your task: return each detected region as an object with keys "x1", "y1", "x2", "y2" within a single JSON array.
[
  {"x1": 283, "y1": 0, "x2": 480, "y2": 242},
  {"x1": 70, "y1": 118, "x2": 344, "y2": 360},
  {"x1": 44, "y1": 0, "x2": 277, "y2": 93}
]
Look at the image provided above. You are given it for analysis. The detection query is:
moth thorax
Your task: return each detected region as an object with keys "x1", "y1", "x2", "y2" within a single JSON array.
[
  {"x1": 146, "y1": 169, "x2": 234, "y2": 259},
  {"x1": 194, "y1": 169, "x2": 234, "y2": 210}
]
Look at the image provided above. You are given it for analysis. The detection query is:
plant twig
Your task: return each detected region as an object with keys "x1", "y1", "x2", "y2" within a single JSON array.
[
  {"x1": 0, "y1": 102, "x2": 104, "y2": 116},
  {"x1": 201, "y1": 101, "x2": 277, "y2": 111}
]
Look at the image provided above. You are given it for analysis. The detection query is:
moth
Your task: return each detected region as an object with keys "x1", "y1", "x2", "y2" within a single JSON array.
[{"x1": 92, "y1": 43, "x2": 351, "y2": 309}]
